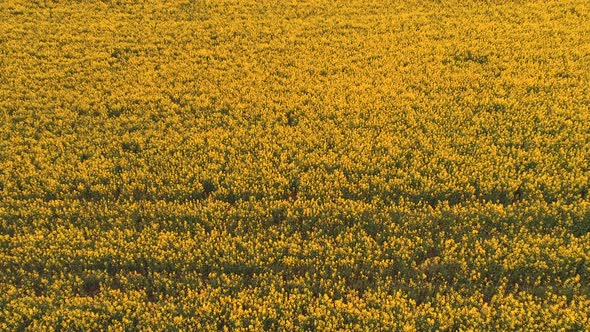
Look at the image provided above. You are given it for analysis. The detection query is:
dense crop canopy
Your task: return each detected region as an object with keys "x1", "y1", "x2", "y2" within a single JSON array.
[{"x1": 1, "y1": 0, "x2": 589, "y2": 330}]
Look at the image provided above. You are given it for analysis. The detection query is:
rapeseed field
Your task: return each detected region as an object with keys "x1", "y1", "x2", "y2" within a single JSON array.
[{"x1": 1, "y1": 0, "x2": 589, "y2": 330}]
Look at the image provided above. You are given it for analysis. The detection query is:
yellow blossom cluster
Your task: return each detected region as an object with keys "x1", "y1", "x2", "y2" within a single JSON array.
[{"x1": 1, "y1": 0, "x2": 589, "y2": 330}]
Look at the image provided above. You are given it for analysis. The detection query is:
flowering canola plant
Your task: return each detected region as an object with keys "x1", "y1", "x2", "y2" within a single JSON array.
[{"x1": 1, "y1": 0, "x2": 590, "y2": 330}]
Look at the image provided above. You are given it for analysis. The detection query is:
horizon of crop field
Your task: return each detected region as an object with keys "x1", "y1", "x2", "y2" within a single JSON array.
[{"x1": 1, "y1": 0, "x2": 589, "y2": 330}]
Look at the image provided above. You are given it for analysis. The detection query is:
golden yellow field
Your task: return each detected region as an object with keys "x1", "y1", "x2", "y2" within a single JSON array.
[{"x1": 1, "y1": 0, "x2": 589, "y2": 330}]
